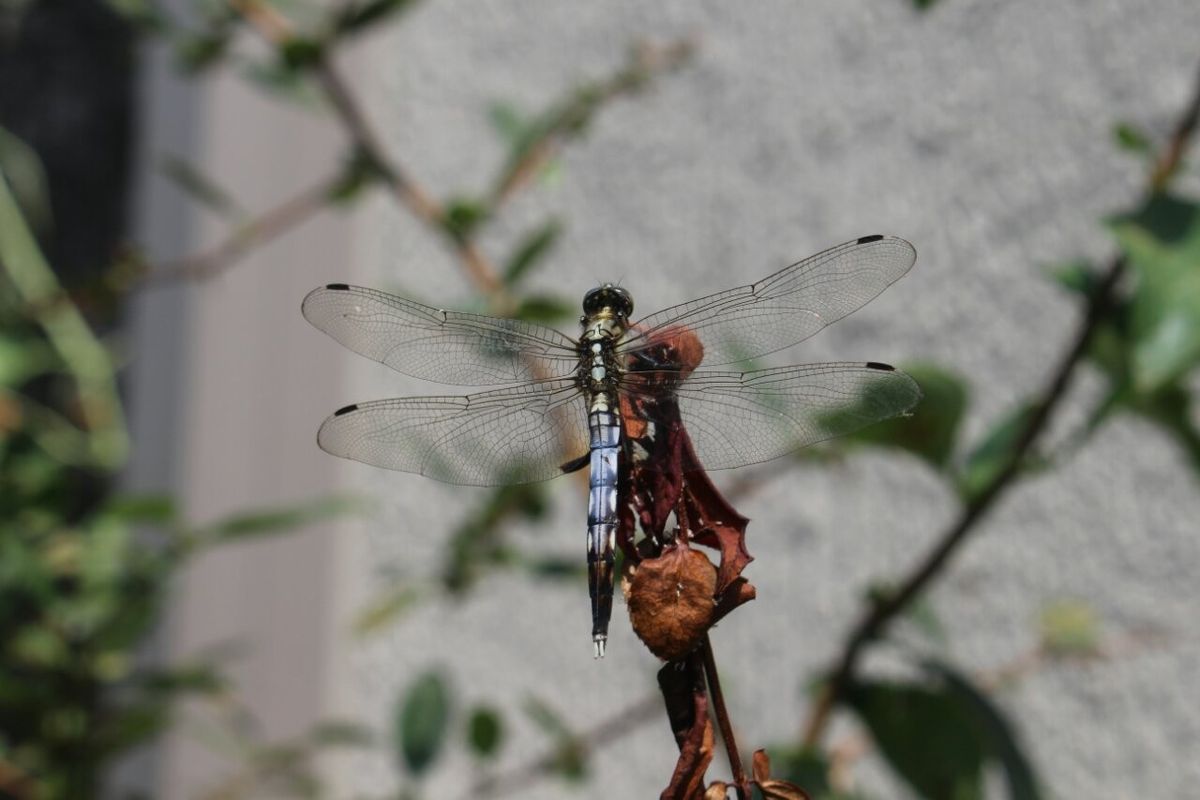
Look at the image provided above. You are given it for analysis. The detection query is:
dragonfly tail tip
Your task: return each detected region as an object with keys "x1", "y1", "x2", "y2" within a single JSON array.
[{"x1": 593, "y1": 636, "x2": 607, "y2": 659}]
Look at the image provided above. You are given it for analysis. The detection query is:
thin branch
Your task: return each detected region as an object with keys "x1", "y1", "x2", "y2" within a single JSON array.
[
  {"x1": 489, "y1": 38, "x2": 697, "y2": 206},
  {"x1": 230, "y1": 0, "x2": 504, "y2": 296},
  {"x1": 701, "y1": 635, "x2": 748, "y2": 798},
  {"x1": 800, "y1": 58, "x2": 1200, "y2": 749},
  {"x1": 142, "y1": 174, "x2": 338, "y2": 286},
  {"x1": 464, "y1": 693, "x2": 662, "y2": 800}
]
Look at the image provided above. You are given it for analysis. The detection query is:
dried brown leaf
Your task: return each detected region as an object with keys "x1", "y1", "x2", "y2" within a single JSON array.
[
  {"x1": 658, "y1": 655, "x2": 713, "y2": 800},
  {"x1": 751, "y1": 749, "x2": 812, "y2": 799}
]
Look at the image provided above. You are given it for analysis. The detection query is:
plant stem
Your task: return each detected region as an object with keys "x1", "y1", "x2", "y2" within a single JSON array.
[
  {"x1": 702, "y1": 635, "x2": 748, "y2": 798},
  {"x1": 800, "y1": 57, "x2": 1200, "y2": 749}
]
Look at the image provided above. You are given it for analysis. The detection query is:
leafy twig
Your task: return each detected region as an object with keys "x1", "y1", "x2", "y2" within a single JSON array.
[
  {"x1": 489, "y1": 38, "x2": 696, "y2": 206},
  {"x1": 800, "y1": 58, "x2": 1200, "y2": 749}
]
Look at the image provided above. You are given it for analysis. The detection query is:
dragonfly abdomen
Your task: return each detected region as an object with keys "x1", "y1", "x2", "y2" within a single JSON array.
[{"x1": 586, "y1": 401, "x2": 620, "y2": 659}]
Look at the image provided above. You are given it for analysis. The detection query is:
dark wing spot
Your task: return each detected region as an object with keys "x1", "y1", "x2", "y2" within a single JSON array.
[
  {"x1": 865, "y1": 362, "x2": 894, "y2": 371},
  {"x1": 856, "y1": 234, "x2": 884, "y2": 244},
  {"x1": 333, "y1": 403, "x2": 359, "y2": 416},
  {"x1": 559, "y1": 453, "x2": 590, "y2": 474},
  {"x1": 326, "y1": 283, "x2": 351, "y2": 291}
]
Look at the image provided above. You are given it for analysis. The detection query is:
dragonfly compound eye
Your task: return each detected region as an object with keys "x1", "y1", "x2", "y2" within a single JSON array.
[{"x1": 582, "y1": 285, "x2": 634, "y2": 318}]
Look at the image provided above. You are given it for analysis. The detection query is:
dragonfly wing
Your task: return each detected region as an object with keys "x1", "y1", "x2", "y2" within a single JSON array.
[
  {"x1": 303, "y1": 284, "x2": 581, "y2": 385},
  {"x1": 618, "y1": 236, "x2": 915, "y2": 368},
  {"x1": 635, "y1": 362, "x2": 921, "y2": 471},
  {"x1": 318, "y1": 379, "x2": 589, "y2": 486}
]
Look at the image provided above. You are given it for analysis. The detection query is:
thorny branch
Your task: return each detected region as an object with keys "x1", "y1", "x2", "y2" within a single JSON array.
[{"x1": 800, "y1": 59, "x2": 1200, "y2": 749}]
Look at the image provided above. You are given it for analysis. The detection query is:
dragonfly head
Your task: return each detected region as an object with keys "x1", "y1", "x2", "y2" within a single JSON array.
[{"x1": 582, "y1": 283, "x2": 634, "y2": 320}]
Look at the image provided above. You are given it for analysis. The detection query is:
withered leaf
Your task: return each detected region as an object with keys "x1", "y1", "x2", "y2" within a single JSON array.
[
  {"x1": 751, "y1": 749, "x2": 812, "y2": 800},
  {"x1": 658, "y1": 655, "x2": 713, "y2": 800}
]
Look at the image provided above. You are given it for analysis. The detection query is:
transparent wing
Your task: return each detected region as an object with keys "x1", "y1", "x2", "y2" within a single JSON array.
[
  {"x1": 317, "y1": 379, "x2": 589, "y2": 486},
  {"x1": 303, "y1": 284, "x2": 581, "y2": 385},
  {"x1": 623, "y1": 362, "x2": 921, "y2": 471},
  {"x1": 618, "y1": 236, "x2": 915, "y2": 367}
]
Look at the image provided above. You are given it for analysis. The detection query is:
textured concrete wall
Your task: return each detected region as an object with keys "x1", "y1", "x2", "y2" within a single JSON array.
[
  {"x1": 144, "y1": 1, "x2": 1200, "y2": 798},
  {"x1": 321, "y1": 2, "x2": 1200, "y2": 798}
]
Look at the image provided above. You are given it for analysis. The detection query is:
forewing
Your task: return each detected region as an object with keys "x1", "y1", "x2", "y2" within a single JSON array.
[
  {"x1": 317, "y1": 379, "x2": 589, "y2": 486},
  {"x1": 626, "y1": 362, "x2": 921, "y2": 471},
  {"x1": 303, "y1": 284, "x2": 580, "y2": 385},
  {"x1": 618, "y1": 236, "x2": 915, "y2": 367}
]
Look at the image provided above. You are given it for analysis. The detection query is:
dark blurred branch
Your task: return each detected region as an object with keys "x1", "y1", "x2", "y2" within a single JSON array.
[
  {"x1": 464, "y1": 693, "x2": 662, "y2": 800},
  {"x1": 800, "y1": 59, "x2": 1200, "y2": 749}
]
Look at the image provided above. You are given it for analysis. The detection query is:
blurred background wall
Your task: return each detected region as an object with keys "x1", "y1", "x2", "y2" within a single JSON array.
[{"x1": 2, "y1": 1, "x2": 1198, "y2": 799}]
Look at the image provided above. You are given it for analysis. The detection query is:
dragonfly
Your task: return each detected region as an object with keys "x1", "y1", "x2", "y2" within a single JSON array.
[{"x1": 303, "y1": 234, "x2": 921, "y2": 657}]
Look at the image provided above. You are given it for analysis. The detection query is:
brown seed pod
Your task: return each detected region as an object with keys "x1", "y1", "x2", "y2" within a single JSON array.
[{"x1": 623, "y1": 546, "x2": 717, "y2": 661}]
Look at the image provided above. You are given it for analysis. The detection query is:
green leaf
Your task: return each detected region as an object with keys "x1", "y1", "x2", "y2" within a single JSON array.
[
  {"x1": 487, "y1": 102, "x2": 530, "y2": 144},
  {"x1": 0, "y1": 334, "x2": 56, "y2": 387},
  {"x1": 923, "y1": 660, "x2": 1044, "y2": 800},
  {"x1": 905, "y1": 594, "x2": 948, "y2": 646},
  {"x1": 466, "y1": 706, "x2": 504, "y2": 759},
  {"x1": 1112, "y1": 121, "x2": 1151, "y2": 155},
  {"x1": 849, "y1": 363, "x2": 966, "y2": 468},
  {"x1": 1108, "y1": 193, "x2": 1200, "y2": 393},
  {"x1": 396, "y1": 670, "x2": 452, "y2": 775},
  {"x1": 104, "y1": 0, "x2": 168, "y2": 31},
  {"x1": 176, "y1": 32, "x2": 232, "y2": 73},
  {"x1": 0, "y1": 126, "x2": 52, "y2": 234},
  {"x1": 513, "y1": 293, "x2": 574, "y2": 323},
  {"x1": 354, "y1": 583, "x2": 425, "y2": 635},
  {"x1": 308, "y1": 720, "x2": 375, "y2": 748},
  {"x1": 193, "y1": 495, "x2": 360, "y2": 545},
  {"x1": 845, "y1": 679, "x2": 985, "y2": 800},
  {"x1": 441, "y1": 198, "x2": 489, "y2": 244},
  {"x1": 331, "y1": 0, "x2": 418, "y2": 36},
  {"x1": 1125, "y1": 381, "x2": 1200, "y2": 476},
  {"x1": 763, "y1": 746, "x2": 830, "y2": 797},
  {"x1": 958, "y1": 402, "x2": 1038, "y2": 502},
  {"x1": 328, "y1": 147, "x2": 387, "y2": 204},
  {"x1": 242, "y1": 61, "x2": 324, "y2": 109},
  {"x1": 1038, "y1": 599, "x2": 1100, "y2": 656},
  {"x1": 522, "y1": 696, "x2": 586, "y2": 781},
  {"x1": 279, "y1": 37, "x2": 326, "y2": 71},
  {"x1": 159, "y1": 155, "x2": 243, "y2": 220},
  {"x1": 503, "y1": 219, "x2": 563, "y2": 286},
  {"x1": 102, "y1": 495, "x2": 176, "y2": 524},
  {"x1": 1047, "y1": 259, "x2": 1101, "y2": 296}
]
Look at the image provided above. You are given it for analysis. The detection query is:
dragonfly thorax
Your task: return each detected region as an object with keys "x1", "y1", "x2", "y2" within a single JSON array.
[{"x1": 578, "y1": 292, "x2": 630, "y2": 394}]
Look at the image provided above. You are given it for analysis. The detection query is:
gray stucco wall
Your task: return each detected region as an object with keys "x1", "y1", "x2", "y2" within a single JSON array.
[{"x1": 263, "y1": 1, "x2": 1200, "y2": 797}]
